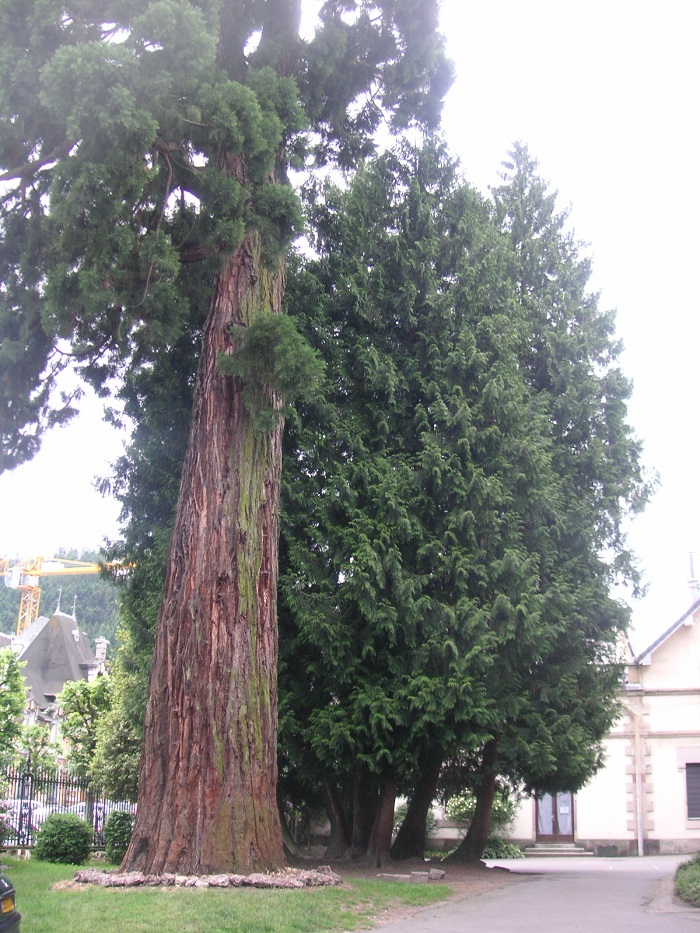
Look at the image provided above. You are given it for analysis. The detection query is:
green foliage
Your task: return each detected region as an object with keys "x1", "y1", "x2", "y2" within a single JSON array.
[
  {"x1": 676, "y1": 854, "x2": 700, "y2": 907},
  {"x1": 279, "y1": 141, "x2": 501, "y2": 812},
  {"x1": 33, "y1": 813, "x2": 93, "y2": 865},
  {"x1": 217, "y1": 311, "x2": 325, "y2": 432},
  {"x1": 0, "y1": 0, "x2": 451, "y2": 470},
  {"x1": 58, "y1": 676, "x2": 111, "y2": 779},
  {"x1": 481, "y1": 838, "x2": 523, "y2": 859},
  {"x1": 90, "y1": 624, "x2": 148, "y2": 802},
  {"x1": 91, "y1": 706, "x2": 142, "y2": 802},
  {"x1": 12, "y1": 723, "x2": 62, "y2": 771},
  {"x1": 446, "y1": 791, "x2": 516, "y2": 835},
  {"x1": 104, "y1": 809, "x2": 135, "y2": 864},
  {"x1": 279, "y1": 134, "x2": 649, "y2": 852},
  {"x1": 0, "y1": 648, "x2": 26, "y2": 759}
]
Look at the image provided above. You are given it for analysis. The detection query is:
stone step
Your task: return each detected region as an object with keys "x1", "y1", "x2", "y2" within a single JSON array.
[{"x1": 522, "y1": 844, "x2": 593, "y2": 857}]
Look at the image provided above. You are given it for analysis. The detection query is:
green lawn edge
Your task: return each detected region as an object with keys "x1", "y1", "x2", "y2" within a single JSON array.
[{"x1": 1, "y1": 856, "x2": 453, "y2": 933}]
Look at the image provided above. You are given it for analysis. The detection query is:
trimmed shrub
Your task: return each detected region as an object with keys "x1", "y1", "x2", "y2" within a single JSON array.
[
  {"x1": 104, "y1": 810, "x2": 135, "y2": 864},
  {"x1": 33, "y1": 813, "x2": 93, "y2": 864}
]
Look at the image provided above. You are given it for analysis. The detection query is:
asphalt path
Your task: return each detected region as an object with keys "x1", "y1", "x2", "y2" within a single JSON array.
[{"x1": 375, "y1": 855, "x2": 700, "y2": 932}]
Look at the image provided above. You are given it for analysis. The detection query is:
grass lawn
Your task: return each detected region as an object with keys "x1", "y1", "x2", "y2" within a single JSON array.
[
  {"x1": 676, "y1": 853, "x2": 700, "y2": 907},
  {"x1": 2, "y1": 857, "x2": 452, "y2": 932}
]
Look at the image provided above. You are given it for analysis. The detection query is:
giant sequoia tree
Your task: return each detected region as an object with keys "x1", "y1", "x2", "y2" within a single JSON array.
[{"x1": 0, "y1": 0, "x2": 450, "y2": 874}]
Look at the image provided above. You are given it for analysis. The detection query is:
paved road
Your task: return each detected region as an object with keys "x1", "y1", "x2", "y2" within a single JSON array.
[{"x1": 375, "y1": 855, "x2": 700, "y2": 932}]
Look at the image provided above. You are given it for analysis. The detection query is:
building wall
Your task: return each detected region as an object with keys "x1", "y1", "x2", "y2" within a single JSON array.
[{"x1": 510, "y1": 603, "x2": 700, "y2": 855}]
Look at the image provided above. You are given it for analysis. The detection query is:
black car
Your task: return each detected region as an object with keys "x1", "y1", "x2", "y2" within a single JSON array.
[{"x1": 0, "y1": 875, "x2": 20, "y2": 932}]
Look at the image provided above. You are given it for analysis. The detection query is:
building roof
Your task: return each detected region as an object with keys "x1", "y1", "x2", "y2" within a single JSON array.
[
  {"x1": 634, "y1": 596, "x2": 700, "y2": 666},
  {"x1": 14, "y1": 612, "x2": 96, "y2": 708}
]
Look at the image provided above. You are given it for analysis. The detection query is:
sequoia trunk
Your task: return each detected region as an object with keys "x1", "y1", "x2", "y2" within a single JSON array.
[{"x1": 122, "y1": 228, "x2": 286, "y2": 875}]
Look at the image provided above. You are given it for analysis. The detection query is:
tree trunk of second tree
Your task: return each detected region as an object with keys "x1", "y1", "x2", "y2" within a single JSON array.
[
  {"x1": 122, "y1": 228, "x2": 286, "y2": 875},
  {"x1": 445, "y1": 739, "x2": 499, "y2": 864},
  {"x1": 367, "y1": 779, "x2": 398, "y2": 868},
  {"x1": 390, "y1": 752, "x2": 442, "y2": 861},
  {"x1": 324, "y1": 780, "x2": 352, "y2": 859},
  {"x1": 351, "y1": 766, "x2": 379, "y2": 859}
]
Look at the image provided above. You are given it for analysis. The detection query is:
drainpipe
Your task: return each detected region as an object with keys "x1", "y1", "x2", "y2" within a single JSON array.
[{"x1": 633, "y1": 706, "x2": 644, "y2": 857}]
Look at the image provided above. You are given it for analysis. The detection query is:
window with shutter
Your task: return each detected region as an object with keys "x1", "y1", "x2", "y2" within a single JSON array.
[{"x1": 686, "y1": 764, "x2": 700, "y2": 818}]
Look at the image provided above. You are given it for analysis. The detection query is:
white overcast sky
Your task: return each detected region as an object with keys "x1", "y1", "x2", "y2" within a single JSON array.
[{"x1": 0, "y1": 0, "x2": 698, "y2": 652}]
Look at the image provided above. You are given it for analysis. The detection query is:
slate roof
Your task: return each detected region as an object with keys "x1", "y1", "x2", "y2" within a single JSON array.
[{"x1": 14, "y1": 611, "x2": 96, "y2": 709}]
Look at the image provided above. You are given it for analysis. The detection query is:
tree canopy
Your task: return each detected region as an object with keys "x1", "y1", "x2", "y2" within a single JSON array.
[
  {"x1": 0, "y1": 0, "x2": 451, "y2": 470},
  {"x1": 277, "y1": 138, "x2": 651, "y2": 862}
]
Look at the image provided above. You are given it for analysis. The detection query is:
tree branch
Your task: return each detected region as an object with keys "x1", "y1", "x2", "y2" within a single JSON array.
[{"x1": 0, "y1": 140, "x2": 76, "y2": 183}]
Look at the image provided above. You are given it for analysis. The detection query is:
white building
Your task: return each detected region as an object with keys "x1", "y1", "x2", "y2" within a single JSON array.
[{"x1": 510, "y1": 594, "x2": 700, "y2": 855}]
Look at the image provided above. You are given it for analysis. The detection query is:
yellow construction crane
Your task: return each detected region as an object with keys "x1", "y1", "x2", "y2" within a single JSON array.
[{"x1": 1, "y1": 556, "x2": 111, "y2": 635}]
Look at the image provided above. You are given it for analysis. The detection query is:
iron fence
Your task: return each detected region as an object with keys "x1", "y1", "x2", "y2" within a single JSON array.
[{"x1": 1, "y1": 766, "x2": 135, "y2": 848}]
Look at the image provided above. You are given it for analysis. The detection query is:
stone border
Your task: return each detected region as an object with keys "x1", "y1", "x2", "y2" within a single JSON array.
[{"x1": 73, "y1": 866, "x2": 343, "y2": 889}]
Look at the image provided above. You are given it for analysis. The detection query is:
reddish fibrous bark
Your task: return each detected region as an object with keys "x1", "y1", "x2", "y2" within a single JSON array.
[{"x1": 122, "y1": 225, "x2": 286, "y2": 875}]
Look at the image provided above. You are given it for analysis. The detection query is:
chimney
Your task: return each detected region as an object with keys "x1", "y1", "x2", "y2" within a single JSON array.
[{"x1": 94, "y1": 637, "x2": 109, "y2": 663}]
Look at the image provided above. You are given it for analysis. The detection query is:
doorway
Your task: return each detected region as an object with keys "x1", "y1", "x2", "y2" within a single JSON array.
[{"x1": 536, "y1": 791, "x2": 574, "y2": 842}]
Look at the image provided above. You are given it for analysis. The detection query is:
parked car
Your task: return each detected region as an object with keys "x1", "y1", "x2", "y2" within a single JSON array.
[
  {"x1": 67, "y1": 800, "x2": 135, "y2": 821},
  {"x1": 65, "y1": 800, "x2": 135, "y2": 842},
  {"x1": 0, "y1": 874, "x2": 20, "y2": 931},
  {"x1": 1, "y1": 801, "x2": 40, "y2": 840},
  {"x1": 1, "y1": 798, "x2": 70, "y2": 845}
]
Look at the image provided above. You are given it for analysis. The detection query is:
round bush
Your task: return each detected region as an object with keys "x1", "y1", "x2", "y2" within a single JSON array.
[
  {"x1": 34, "y1": 813, "x2": 93, "y2": 865},
  {"x1": 104, "y1": 810, "x2": 135, "y2": 864}
]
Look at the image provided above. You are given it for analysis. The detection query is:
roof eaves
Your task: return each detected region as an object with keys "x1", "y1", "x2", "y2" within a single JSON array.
[{"x1": 634, "y1": 596, "x2": 700, "y2": 665}]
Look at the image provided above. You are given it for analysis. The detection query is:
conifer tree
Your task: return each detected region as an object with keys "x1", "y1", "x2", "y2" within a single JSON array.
[
  {"x1": 279, "y1": 139, "x2": 539, "y2": 863},
  {"x1": 445, "y1": 144, "x2": 652, "y2": 862},
  {"x1": 0, "y1": 0, "x2": 450, "y2": 874},
  {"x1": 281, "y1": 140, "x2": 651, "y2": 864}
]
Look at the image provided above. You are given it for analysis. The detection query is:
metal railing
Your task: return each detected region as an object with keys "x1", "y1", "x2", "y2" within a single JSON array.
[{"x1": 1, "y1": 766, "x2": 134, "y2": 848}]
